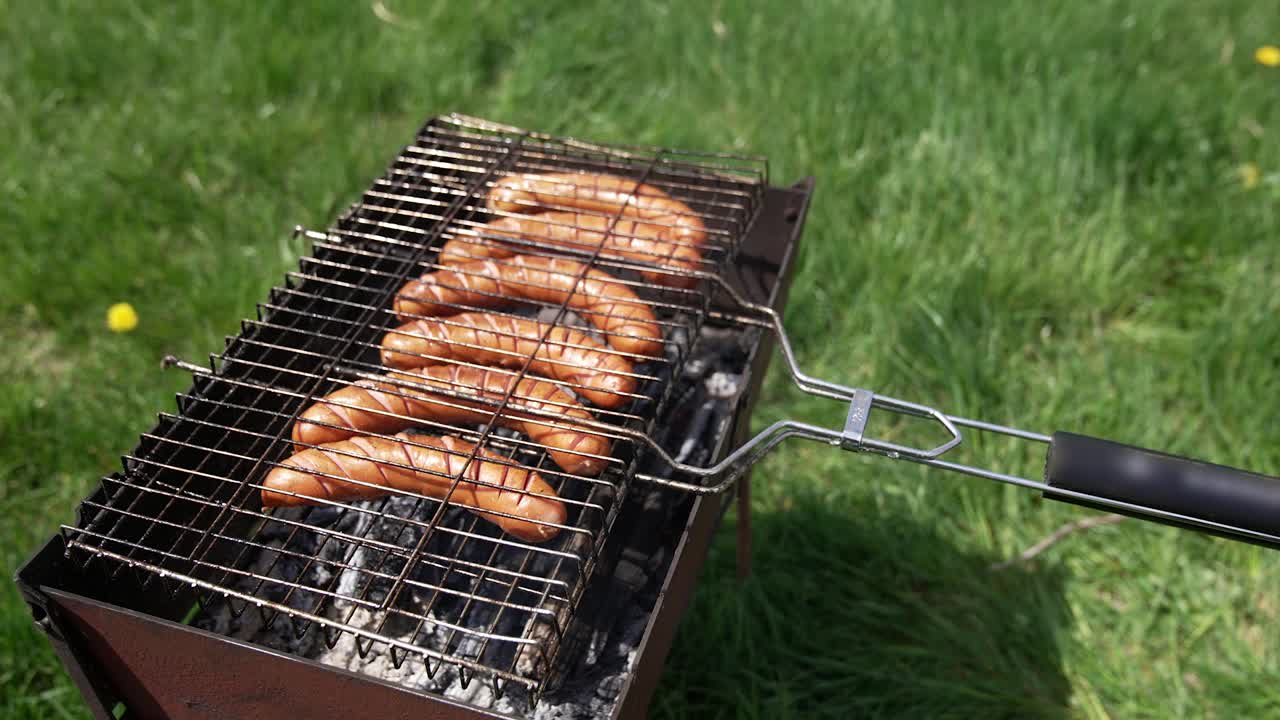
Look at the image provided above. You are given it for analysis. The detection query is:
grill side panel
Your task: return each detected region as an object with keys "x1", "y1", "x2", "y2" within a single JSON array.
[{"x1": 48, "y1": 589, "x2": 506, "y2": 720}]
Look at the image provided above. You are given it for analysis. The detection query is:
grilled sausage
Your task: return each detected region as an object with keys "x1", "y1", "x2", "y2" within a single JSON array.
[
  {"x1": 380, "y1": 312, "x2": 637, "y2": 409},
  {"x1": 262, "y1": 433, "x2": 566, "y2": 543},
  {"x1": 487, "y1": 172, "x2": 706, "y2": 247},
  {"x1": 394, "y1": 255, "x2": 663, "y2": 357},
  {"x1": 440, "y1": 212, "x2": 703, "y2": 289},
  {"x1": 293, "y1": 365, "x2": 612, "y2": 475}
]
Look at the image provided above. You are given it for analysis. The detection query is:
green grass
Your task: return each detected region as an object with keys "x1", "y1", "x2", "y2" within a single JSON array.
[{"x1": 3, "y1": 1, "x2": 1279, "y2": 717}]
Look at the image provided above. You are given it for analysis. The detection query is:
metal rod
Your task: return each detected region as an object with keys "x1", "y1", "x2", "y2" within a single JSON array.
[{"x1": 637, "y1": 275, "x2": 1055, "y2": 491}]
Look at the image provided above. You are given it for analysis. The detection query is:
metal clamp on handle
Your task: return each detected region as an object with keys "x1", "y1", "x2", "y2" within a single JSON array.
[
  {"x1": 840, "y1": 389, "x2": 874, "y2": 450},
  {"x1": 637, "y1": 286, "x2": 978, "y2": 494},
  {"x1": 639, "y1": 386, "x2": 968, "y2": 495}
]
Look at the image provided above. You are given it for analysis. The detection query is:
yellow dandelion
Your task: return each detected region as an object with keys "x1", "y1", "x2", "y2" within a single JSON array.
[
  {"x1": 1257, "y1": 46, "x2": 1280, "y2": 67},
  {"x1": 107, "y1": 302, "x2": 139, "y2": 333},
  {"x1": 1240, "y1": 163, "x2": 1261, "y2": 190}
]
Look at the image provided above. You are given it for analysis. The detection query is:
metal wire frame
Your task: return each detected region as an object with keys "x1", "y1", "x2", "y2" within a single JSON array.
[
  {"x1": 345, "y1": 119, "x2": 761, "y2": 281},
  {"x1": 59, "y1": 115, "x2": 768, "y2": 703},
  {"x1": 66, "y1": 411, "x2": 609, "y2": 689}
]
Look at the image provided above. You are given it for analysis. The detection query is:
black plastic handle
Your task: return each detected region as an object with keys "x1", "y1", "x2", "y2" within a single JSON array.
[{"x1": 1044, "y1": 431, "x2": 1280, "y2": 549}]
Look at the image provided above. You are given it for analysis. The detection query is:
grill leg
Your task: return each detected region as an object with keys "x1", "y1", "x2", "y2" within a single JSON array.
[{"x1": 736, "y1": 477, "x2": 752, "y2": 581}]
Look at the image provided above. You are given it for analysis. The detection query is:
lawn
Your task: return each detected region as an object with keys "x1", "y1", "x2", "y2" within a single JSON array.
[{"x1": 3, "y1": 1, "x2": 1279, "y2": 718}]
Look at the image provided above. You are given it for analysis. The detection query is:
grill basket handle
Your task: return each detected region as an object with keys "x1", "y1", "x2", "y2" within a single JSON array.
[
  {"x1": 1045, "y1": 432, "x2": 1280, "y2": 549},
  {"x1": 637, "y1": 278, "x2": 1280, "y2": 550}
]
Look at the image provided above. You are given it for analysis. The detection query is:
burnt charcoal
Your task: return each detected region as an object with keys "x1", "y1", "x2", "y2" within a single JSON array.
[
  {"x1": 595, "y1": 674, "x2": 625, "y2": 701},
  {"x1": 256, "y1": 524, "x2": 289, "y2": 543},
  {"x1": 684, "y1": 356, "x2": 710, "y2": 381},
  {"x1": 664, "y1": 326, "x2": 691, "y2": 363},
  {"x1": 306, "y1": 505, "x2": 344, "y2": 527}
]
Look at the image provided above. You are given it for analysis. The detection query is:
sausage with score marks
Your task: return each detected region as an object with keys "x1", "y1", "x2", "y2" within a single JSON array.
[
  {"x1": 487, "y1": 172, "x2": 706, "y2": 247},
  {"x1": 293, "y1": 365, "x2": 612, "y2": 476},
  {"x1": 440, "y1": 212, "x2": 703, "y2": 289},
  {"x1": 380, "y1": 311, "x2": 638, "y2": 409},
  {"x1": 394, "y1": 255, "x2": 663, "y2": 357},
  {"x1": 262, "y1": 433, "x2": 566, "y2": 543}
]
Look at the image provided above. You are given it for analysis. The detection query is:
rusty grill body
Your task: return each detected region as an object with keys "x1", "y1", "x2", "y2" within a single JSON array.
[{"x1": 17, "y1": 115, "x2": 813, "y2": 719}]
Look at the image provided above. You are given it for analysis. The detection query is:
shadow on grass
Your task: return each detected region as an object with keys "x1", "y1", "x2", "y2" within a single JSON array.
[{"x1": 653, "y1": 493, "x2": 1071, "y2": 719}]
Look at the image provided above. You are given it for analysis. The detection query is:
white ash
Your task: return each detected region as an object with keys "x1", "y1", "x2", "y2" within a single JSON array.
[{"x1": 704, "y1": 371, "x2": 741, "y2": 399}]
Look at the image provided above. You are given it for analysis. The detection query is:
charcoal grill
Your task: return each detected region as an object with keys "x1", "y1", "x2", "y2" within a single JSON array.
[
  {"x1": 17, "y1": 113, "x2": 1280, "y2": 720},
  {"x1": 17, "y1": 114, "x2": 811, "y2": 719}
]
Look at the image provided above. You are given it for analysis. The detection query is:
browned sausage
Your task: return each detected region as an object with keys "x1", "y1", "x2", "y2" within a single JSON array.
[
  {"x1": 262, "y1": 433, "x2": 566, "y2": 543},
  {"x1": 293, "y1": 365, "x2": 611, "y2": 476},
  {"x1": 380, "y1": 312, "x2": 638, "y2": 409},
  {"x1": 487, "y1": 172, "x2": 706, "y2": 247},
  {"x1": 440, "y1": 212, "x2": 703, "y2": 289},
  {"x1": 394, "y1": 254, "x2": 663, "y2": 357}
]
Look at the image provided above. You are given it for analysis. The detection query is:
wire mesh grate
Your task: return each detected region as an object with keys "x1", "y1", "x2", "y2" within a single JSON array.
[{"x1": 61, "y1": 114, "x2": 767, "y2": 701}]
